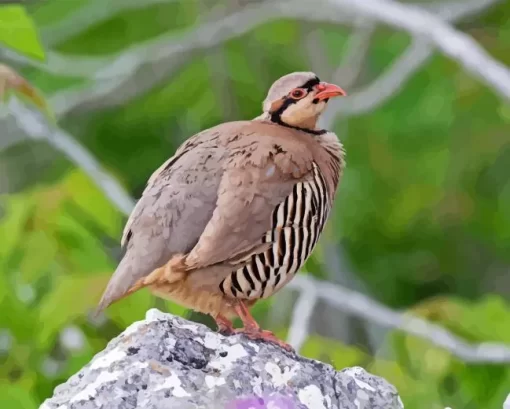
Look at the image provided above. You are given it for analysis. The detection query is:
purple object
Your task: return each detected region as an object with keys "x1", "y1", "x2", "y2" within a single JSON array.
[{"x1": 227, "y1": 393, "x2": 298, "y2": 409}]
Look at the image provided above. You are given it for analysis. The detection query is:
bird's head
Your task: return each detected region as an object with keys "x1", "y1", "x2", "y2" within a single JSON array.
[{"x1": 262, "y1": 72, "x2": 346, "y2": 132}]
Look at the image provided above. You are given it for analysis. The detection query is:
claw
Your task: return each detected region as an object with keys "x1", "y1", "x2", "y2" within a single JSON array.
[
  {"x1": 214, "y1": 314, "x2": 236, "y2": 336},
  {"x1": 234, "y1": 327, "x2": 294, "y2": 351},
  {"x1": 233, "y1": 301, "x2": 294, "y2": 352}
]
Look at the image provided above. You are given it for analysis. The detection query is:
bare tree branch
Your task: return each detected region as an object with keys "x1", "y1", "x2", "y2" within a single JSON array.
[
  {"x1": 323, "y1": 0, "x2": 502, "y2": 123},
  {"x1": 8, "y1": 2, "x2": 329, "y2": 79},
  {"x1": 0, "y1": 48, "x2": 110, "y2": 78},
  {"x1": 2, "y1": 0, "x2": 500, "y2": 85},
  {"x1": 303, "y1": 0, "x2": 503, "y2": 352},
  {"x1": 328, "y1": 0, "x2": 510, "y2": 100},
  {"x1": 48, "y1": 1, "x2": 355, "y2": 116},
  {"x1": 331, "y1": 19, "x2": 375, "y2": 87},
  {"x1": 294, "y1": 23, "x2": 375, "y2": 345},
  {"x1": 40, "y1": 0, "x2": 177, "y2": 47},
  {"x1": 318, "y1": 21, "x2": 376, "y2": 128},
  {"x1": 0, "y1": 0, "x2": 177, "y2": 78},
  {"x1": 324, "y1": 37, "x2": 433, "y2": 121},
  {"x1": 287, "y1": 281, "x2": 318, "y2": 351},
  {"x1": 304, "y1": 30, "x2": 332, "y2": 78},
  {"x1": 44, "y1": 0, "x2": 503, "y2": 117},
  {"x1": 287, "y1": 275, "x2": 510, "y2": 363},
  {"x1": 504, "y1": 393, "x2": 510, "y2": 409},
  {"x1": 5, "y1": 98, "x2": 135, "y2": 215},
  {"x1": 306, "y1": 18, "x2": 374, "y2": 98},
  {"x1": 197, "y1": 1, "x2": 241, "y2": 121}
]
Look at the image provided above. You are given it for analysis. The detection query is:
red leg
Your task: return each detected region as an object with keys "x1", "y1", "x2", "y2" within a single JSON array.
[
  {"x1": 234, "y1": 301, "x2": 294, "y2": 352},
  {"x1": 214, "y1": 314, "x2": 236, "y2": 335}
]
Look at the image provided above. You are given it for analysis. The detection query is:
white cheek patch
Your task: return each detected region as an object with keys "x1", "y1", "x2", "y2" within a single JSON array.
[
  {"x1": 280, "y1": 94, "x2": 326, "y2": 126},
  {"x1": 281, "y1": 101, "x2": 304, "y2": 122},
  {"x1": 311, "y1": 100, "x2": 326, "y2": 115}
]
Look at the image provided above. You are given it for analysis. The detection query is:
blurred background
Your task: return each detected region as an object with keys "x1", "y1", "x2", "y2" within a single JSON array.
[{"x1": 1, "y1": 0, "x2": 510, "y2": 408}]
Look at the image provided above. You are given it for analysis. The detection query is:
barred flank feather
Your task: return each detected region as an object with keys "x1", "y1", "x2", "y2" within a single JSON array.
[{"x1": 220, "y1": 163, "x2": 331, "y2": 300}]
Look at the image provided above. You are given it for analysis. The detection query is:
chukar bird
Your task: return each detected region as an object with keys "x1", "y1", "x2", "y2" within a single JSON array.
[{"x1": 97, "y1": 72, "x2": 346, "y2": 350}]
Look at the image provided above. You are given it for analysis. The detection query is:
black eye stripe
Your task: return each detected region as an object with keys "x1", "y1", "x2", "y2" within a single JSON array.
[
  {"x1": 301, "y1": 77, "x2": 320, "y2": 91},
  {"x1": 268, "y1": 76, "x2": 326, "y2": 135},
  {"x1": 288, "y1": 76, "x2": 321, "y2": 99},
  {"x1": 270, "y1": 97, "x2": 296, "y2": 122},
  {"x1": 272, "y1": 76, "x2": 321, "y2": 112}
]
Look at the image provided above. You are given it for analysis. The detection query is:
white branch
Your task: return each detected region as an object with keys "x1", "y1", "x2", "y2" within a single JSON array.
[
  {"x1": 48, "y1": 0, "x2": 355, "y2": 116},
  {"x1": 6, "y1": 98, "x2": 135, "y2": 216},
  {"x1": 0, "y1": 0, "x2": 178, "y2": 77},
  {"x1": 0, "y1": 0, "x2": 179, "y2": 78},
  {"x1": 40, "y1": 0, "x2": 177, "y2": 47},
  {"x1": 307, "y1": 20, "x2": 375, "y2": 132},
  {"x1": 42, "y1": 0, "x2": 502, "y2": 116},
  {"x1": 318, "y1": 21, "x2": 375, "y2": 128},
  {"x1": 325, "y1": 37, "x2": 433, "y2": 120},
  {"x1": 0, "y1": 48, "x2": 109, "y2": 78},
  {"x1": 328, "y1": 0, "x2": 510, "y2": 100},
  {"x1": 504, "y1": 393, "x2": 510, "y2": 409},
  {"x1": 2, "y1": 0, "x2": 502, "y2": 99},
  {"x1": 287, "y1": 283, "x2": 317, "y2": 352},
  {"x1": 331, "y1": 19, "x2": 375, "y2": 87},
  {"x1": 304, "y1": 30, "x2": 332, "y2": 78},
  {"x1": 324, "y1": 0, "x2": 502, "y2": 121},
  {"x1": 288, "y1": 275, "x2": 510, "y2": 363}
]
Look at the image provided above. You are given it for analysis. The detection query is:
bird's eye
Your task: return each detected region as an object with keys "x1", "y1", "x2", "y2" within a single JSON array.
[{"x1": 290, "y1": 89, "x2": 306, "y2": 99}]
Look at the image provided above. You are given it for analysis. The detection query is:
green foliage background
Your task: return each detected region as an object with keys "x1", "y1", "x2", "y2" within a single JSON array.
[{"x1": 1, "y1": 1, "x2": 510, "y2": 408}]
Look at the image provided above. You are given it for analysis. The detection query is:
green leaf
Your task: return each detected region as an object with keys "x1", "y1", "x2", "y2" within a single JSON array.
[
  {"x1": 0, "y1": 383, "x2": 37, "y2": 409},
  {"x1": 253, "y1": 20, "x2": 300, "y2": 46},
  {"x1": 0, "y1": 6, "x2": 45, "y2": 61},
  {"x1": 106, "y1": 287, "x2": 153, "y2": 329},
  {"x1": 61, "y1": 169, "x2": 123, "y2": 239},
  {"x1": 412, "y1": 295, "x2": 510, "y2": 344},
  {"x1": 0, "y1": 64, "x2": 54, "y2": 119},
  {"x1": 369, "y1": 359, "x2": 443, "y2": 409},
  {"x1": 0, "y1": 194, "x2": 35, "y2": 262},
  {"x1": 300, "y1": 334, "x2": 366, "y2": 368},
  {"x1": 31, "y1": 0, "x2": 89, "y2": 27},
  {"x1": 164, "y1": 300, "x2": 188, "y2": 318},
  {"x1": 37, "y1": 275, "x2": 109, "y2": 350},
  {"x1": 390, "y1": 330, "x2": 452, "y2": 382},
  {"x1": 55, "y1": 212, "x2": 115, "y2": 273},
  {"x1": 54, "y1": 0, "x2": 198, "y2": 55},
  {"x1": 18, "y1": 231, "x2": 58, "y2": 282},
  {"x1": 447, "y1": 296, "x2": 510, "y2": 343},
  {"x1": 0, "y1": 273, "x2": 35, "y2": 341}
]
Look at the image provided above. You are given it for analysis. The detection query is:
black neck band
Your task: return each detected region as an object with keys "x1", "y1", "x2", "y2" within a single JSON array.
[{"x1": 270, "y1": 113, "x2": 327, "y2": 135}]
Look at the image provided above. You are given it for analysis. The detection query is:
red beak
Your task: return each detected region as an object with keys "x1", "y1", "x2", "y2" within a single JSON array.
[{"x1": 314, "y1": 82, "x2": 347, "y2": 101}]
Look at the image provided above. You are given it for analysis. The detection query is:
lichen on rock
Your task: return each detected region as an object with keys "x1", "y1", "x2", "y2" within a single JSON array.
[{"x1": 40, "y1": 309, "x2": 403, "y2": 409}]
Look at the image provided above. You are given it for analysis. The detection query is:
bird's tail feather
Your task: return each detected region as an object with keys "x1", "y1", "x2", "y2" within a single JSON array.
[
  {"x1": 94, "y1": 253, "x2": 188, "y2": 317},
  {"x1": 94, "y1": 255, "x2": 146, "y2": 316}
]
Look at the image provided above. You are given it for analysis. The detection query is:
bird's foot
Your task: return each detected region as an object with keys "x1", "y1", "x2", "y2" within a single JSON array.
[
  {"x1": 214, "y1": 314, "x2": 236, "y2": 336},
  {"x1": 234, "y1": 327, "x2": 294, "y2": 351},
  {"x1": 215, "y1": 300, "x2": 294, "y2": 351}
]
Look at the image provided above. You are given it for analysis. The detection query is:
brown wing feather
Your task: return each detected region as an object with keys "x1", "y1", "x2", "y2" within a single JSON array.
[
  {"x1": 97, "y1": 120, "x2": 320, "y2": 312},
  {"x1": 96, "y1": 127, "x2": 227, "y2": 312},
  {"x1": 184, "y1": 121, "x2": 316, "y2": 269}
]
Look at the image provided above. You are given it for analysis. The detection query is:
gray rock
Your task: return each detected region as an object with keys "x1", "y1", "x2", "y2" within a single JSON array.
[{"x1": 40, "y1": 309, "x2": 404, "y2": 409}]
